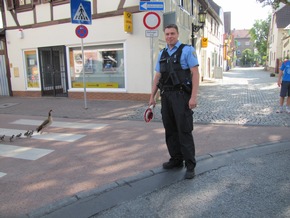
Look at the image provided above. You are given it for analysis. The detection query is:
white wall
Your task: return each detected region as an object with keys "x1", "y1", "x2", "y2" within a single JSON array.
[
  {"x1": 6, "y1": 11, "x2": 158, "y2": 93},
  {"x1": 4, "y1": 0, "x2": 215, "y2": 95}
]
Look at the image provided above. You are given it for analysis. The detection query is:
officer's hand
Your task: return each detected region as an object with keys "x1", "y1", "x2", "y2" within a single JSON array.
[
  {"x1": 149, "y1": 97, "x2": 156, "y2": 108},
  {"x1": 189, "y1": 97, "x2": 197, "y2": 109}
]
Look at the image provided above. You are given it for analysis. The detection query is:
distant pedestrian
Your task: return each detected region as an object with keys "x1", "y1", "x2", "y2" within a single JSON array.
[
  {"x1": 277, "y1": 57, "x2": 290, "y2": 113},
  {"x1": 148, "y1": 24, "x2": 199, "y2": 179}
]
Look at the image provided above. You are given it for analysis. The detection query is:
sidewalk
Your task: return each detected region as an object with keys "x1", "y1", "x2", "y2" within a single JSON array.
[{"x1": 0, "y1": 67, "x2": 290, "y2": 217}]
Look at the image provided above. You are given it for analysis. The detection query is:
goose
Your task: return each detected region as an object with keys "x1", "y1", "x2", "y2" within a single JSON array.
[
  {"x1": 10, "y1": 135, "x2": 15, "y2": 142},
  {"x1": 24, "y1": 130, "x2": 33, "y2": 138},
  {"x1": 0, "y1": 135, "x2": 5, "y2": 141},
  {"x1": 16, "y1": 133, "x2": 22, "y2": 139},
  {"x1": 27, "y1": 130, "x2": 34, "y2": 137},
  {"x1": 36, "y1": 110, "x2": 53, "y2": 134}
]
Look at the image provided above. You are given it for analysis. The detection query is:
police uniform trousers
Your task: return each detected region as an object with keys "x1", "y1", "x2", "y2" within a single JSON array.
[{"x1": 161, "y1": 89, "x2": 196, "y2": 168}]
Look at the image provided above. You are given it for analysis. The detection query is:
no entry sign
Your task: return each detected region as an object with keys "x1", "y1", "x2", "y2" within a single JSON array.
[{"x1": 143, "y1": 12, "x2": 161, "y2": 30}]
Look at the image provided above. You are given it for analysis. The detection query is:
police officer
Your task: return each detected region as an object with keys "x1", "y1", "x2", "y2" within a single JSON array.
[{"x1": 149, "y1": 24, "x2": 199, "y2": 179}]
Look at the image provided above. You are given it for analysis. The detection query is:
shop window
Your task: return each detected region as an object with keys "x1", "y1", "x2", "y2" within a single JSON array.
[
  {"x1": 69, "y1": 44, "x2": 125, "y2": 89},
  {"x1": 24, "y1": 50, "x2": 40, "y2": 89}
]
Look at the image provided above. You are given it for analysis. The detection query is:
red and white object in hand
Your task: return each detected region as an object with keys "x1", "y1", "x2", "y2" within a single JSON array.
[{"x1": 144, "y1": 105, "x2": 154, "y2": 123}]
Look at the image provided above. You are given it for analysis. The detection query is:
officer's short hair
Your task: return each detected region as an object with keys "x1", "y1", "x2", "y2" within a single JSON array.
[{"x1": 164, "y1": 24, "x2": 179, "y2": 33}]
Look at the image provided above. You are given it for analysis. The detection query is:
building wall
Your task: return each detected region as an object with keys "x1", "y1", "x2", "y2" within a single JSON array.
[
  {"x1": 268, "y1": 5, "x2": 290, "y2": 73},
  {"x1": 2, "y1": 0, "x2": 219, "y2": 100},
  {"x1": 268, "y1": 29, "x2": 284, "y2": 72},
  {"x1": 197, "y1": 4, "x2": 224, "y2": 80},
  {"x1": 3, "y1": 0, "x2": 158, "y2": 100},
  {"x1": 282, "y1": 36, "x2": 290, "y2": 59}
]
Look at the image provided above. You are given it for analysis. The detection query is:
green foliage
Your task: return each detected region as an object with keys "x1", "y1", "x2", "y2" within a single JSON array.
[
  {"x1": 256, "y1": 0, "x2": 290, "y2": 9},
  {"x1": 241, "y1": 49, "x2": 255, "y2": 66},
  {"x1": 249, "y1": 15, "x2": 270, "y2": 65}
]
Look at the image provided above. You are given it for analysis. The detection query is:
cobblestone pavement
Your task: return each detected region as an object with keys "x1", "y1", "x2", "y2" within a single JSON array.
[
  {"x1": 129, "y1": 67, "x2": 290, "y2": 127},
  {"x1": 0, "y1": 67, "x2": 289, "y2": 127}
]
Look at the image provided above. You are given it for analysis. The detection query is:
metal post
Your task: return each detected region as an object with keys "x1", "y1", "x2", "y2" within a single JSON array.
[
  {"x1": 150, "y1": 36, "x2": 154, "y2": 86},
  {"x1": 191, "y1": 23, "x2": 195, "y2": 47},
  {"x1": 81, "y1": 38, "x2": 88, "y2": 109}
]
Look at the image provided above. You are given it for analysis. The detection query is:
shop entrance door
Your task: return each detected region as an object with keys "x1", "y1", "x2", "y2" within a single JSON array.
[{"x1": 38, "y1": 46, "x2": 68, "y2": 97}]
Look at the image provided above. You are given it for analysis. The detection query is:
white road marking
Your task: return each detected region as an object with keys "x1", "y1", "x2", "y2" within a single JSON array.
[
  {"x1": 0, "y1": 128, "x2": 85, "y2": 142},
  {"x1": 0, "y1": 172, "x2": 7, "y2": 178},
  {"x1": 32, "y1": 132, "x2": 85, "y2": 142},
  {"x1": 11, "y1": 119, "x2": 108, "y2": 130},
  {"x1": 0, "y1": 144, "x2": 54, "y2": 160}
]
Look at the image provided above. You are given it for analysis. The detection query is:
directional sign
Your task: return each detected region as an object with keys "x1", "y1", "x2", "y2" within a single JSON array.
[
  {"x1": 143, "y1": 12, "x2": 161, "y2": 30},
  {"x1": 71, "y1": 0, "x2": 92, "y2": 25},
  {"x1": 139, "y1": 1, "x2": 164, "y2": 11},
  {"x1": 75, "y1": 25, "x2": 88, "y2": 38}
]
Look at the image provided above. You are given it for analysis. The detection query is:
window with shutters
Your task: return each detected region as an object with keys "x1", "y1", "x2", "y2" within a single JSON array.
[
  {"x1": 16, "y1": 0, "x2": 33, "y2": 10},
  {"x1": 51, "y1": 0, "x2": 69, "y2": 6},
  {"x1": 6, "y1": 0, "x2": 72, "y2": 11},
  {"x1": 6, "y1": 0, "x2": 40, "y2": 11}
]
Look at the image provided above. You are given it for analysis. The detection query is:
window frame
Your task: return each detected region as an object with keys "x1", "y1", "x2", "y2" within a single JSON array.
[
  {"x1": 67, "y1": 43, "x2": 126, "y2": 92},
  {"x1": 23, "y1": 49, "x2": 41, "y2": 90}
]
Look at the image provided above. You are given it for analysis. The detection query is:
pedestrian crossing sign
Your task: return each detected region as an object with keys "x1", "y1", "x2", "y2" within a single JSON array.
[{"x1": 71, "y1": 0, "x2": 92, "y2": 25}]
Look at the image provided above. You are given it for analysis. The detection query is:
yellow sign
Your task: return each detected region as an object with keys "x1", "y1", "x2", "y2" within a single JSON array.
[
  {"x1": 124, "y1": 11, "x2": 133, "y2": 33},
  {"x1": 201, "y1": 37, "x2": 208, "y2": 48},
  {"x1": 13, "y1": 67, "x2": 19, "y2": 77},
  {"x1": 72, "y1": 82, "x2": 119, "y2": 88}
]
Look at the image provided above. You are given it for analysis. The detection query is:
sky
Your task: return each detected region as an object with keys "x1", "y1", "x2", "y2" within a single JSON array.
[{"x1": 213, "y1": 0, "x2": 272, "y2": 29}]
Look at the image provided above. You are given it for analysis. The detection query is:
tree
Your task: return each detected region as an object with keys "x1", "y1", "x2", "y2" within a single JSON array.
[
  {"x1": 241, "y1": 49, "x2": 254, "y2": 66},
  {"x1": 249, "y1": 15, "x2": 270, "y2": 65},
  {"x1": 256, "y1": 0, "x2": 290, "y2": 9}
]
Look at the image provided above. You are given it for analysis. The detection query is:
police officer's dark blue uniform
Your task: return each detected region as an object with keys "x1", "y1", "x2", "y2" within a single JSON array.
[{"x1": 149, "y1": 24, "x2": 199, "y2": 179}]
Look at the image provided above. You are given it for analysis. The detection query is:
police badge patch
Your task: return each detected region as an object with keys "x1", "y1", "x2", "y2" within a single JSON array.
[{"x1": 192, "y1": 50, "x2": 197, "y2": 58}]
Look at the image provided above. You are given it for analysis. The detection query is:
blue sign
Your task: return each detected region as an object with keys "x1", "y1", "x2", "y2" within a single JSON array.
[
  {"x1": 71, "y1": 0, "x2": 92, "y2": 25},
  {"x1": 139, "y1": 1, "x2": 164, "y2": 11}
]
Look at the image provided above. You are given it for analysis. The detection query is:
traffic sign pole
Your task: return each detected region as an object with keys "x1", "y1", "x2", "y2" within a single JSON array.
[
  {"x1": 71, "y1": 0, "x2": 91, "y2": 109},
  {"x1": 75, "y1": 25, "x2": 89, "y2": 109},
  {"x1": 150, "y1": 37, "x2": 154, "y2": 87},
  {"x1": 143, "y1": 12, "x2": 161, "y2": 87},
  {"x1": 81, "y1": 38, "x2": 87, "y2": 109}
]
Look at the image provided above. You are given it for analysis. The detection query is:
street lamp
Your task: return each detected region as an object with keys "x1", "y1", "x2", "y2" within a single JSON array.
[{"x1": 191, "y1": 6, "x2": 207, "y2": 46}]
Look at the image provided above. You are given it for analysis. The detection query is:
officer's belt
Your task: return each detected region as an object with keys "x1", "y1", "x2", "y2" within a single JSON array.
[{"x1": 162, "y1": 85, "x2": 183, "y2": 92}]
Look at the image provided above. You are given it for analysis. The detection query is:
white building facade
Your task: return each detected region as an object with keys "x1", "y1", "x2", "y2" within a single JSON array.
[
  {"x1": 268, "y1": 4, "x2": 290, "y2": 73},
  {"x1": 1, "y1": 0, "x2": 223, "y2": 100}
]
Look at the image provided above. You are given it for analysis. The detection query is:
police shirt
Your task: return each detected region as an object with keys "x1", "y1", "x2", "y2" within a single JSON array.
[{"x1": 155, "y1": 41, "x2": 199, "y2": 73}]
